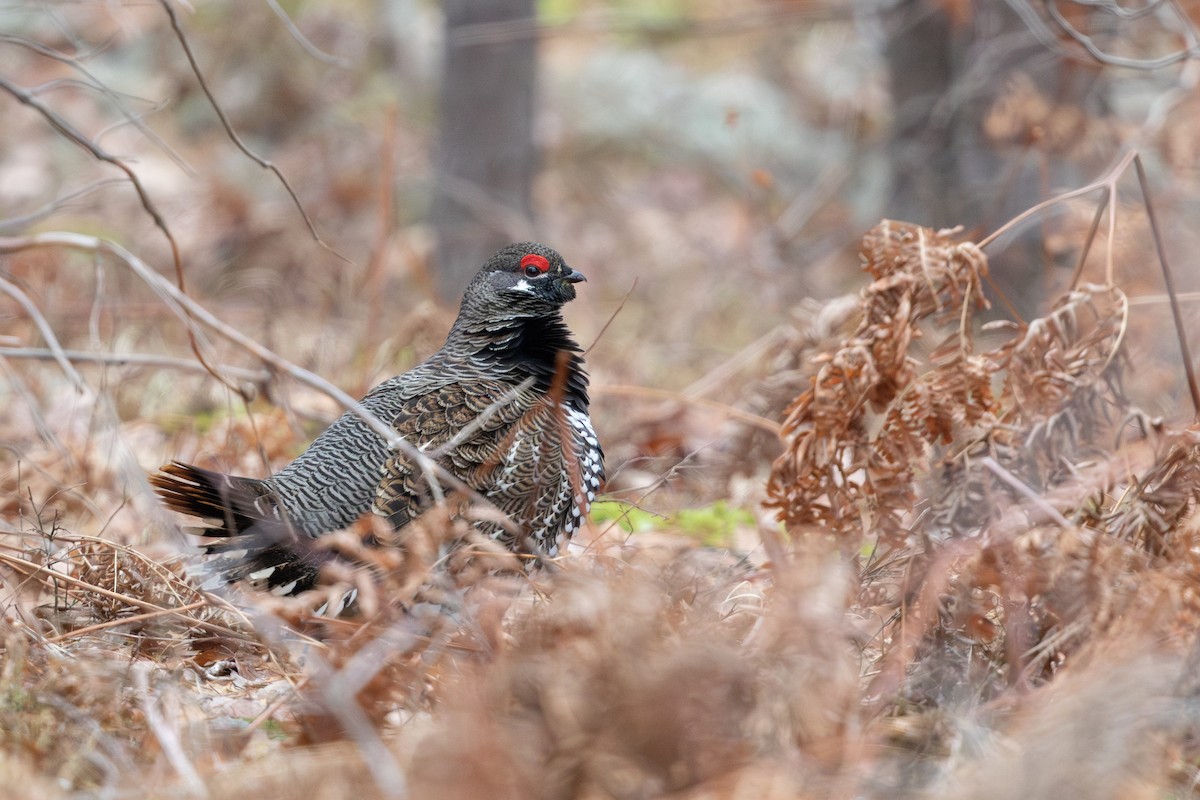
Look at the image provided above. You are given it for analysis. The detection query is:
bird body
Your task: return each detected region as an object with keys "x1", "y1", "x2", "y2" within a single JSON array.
[{"x1": 152, "y1": 243, "x2": 603, "y2": 595}]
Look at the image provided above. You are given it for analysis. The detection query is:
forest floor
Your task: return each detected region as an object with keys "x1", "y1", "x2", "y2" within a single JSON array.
[{"x1": 5, "y1": 212, "x2": 1200, "y2": 799}]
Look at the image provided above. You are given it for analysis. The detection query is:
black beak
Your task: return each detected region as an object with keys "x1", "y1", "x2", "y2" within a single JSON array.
[{"x1": 562, "y1": 268, "x2": 587, "y2": 283}]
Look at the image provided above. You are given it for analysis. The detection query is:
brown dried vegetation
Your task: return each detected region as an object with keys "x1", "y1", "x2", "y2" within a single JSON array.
[
  {"x1": 6, "y1": 4, "x2": 1200, "y2": 798},
  {"x1": 5, "y1": 213, "x2": 1200, "y2": 799}
]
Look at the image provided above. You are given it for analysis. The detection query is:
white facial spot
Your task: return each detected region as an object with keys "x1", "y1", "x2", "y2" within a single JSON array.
[{"x1": 508, "y1": 279, "x2": 536, "y2": 294}]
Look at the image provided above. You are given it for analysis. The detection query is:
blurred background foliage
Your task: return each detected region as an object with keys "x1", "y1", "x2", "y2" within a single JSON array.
[
  {"x1": 3, "y1": 0, "x2": 1200, "y2": 531},
  {"x1": 0, "y1": 0, "x2": 1197, "y2": 549}
]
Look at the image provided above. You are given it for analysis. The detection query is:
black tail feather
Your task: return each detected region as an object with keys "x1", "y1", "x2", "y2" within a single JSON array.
[
  {"x1": 152, "y1": 461, "x2": 325, "y2": 596},
  {"x1": 200, "y1": 539, "x2": 324, "y2": 595},
  {"x1": 150, "y1": 461, "x2": 278, "y2": 537}
]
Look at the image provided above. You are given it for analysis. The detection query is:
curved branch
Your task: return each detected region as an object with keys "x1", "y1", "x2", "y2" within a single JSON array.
[
  {"x1": 0, "y1": 274, "x2": 87, "y2": 391},
  {"x1": 157, "y1": 0, "x2": 351, "y2": 264},
  {"x1": 977, "y1": 149, "x2": 1136, "y2": 250},
  {"x1": 1044, "y1": 0, "x2": 1200, "y2": 70},
  {"x1": 0, "y1": 179, "x2": 127, "y2": 234},
  {"x1": 0, "y1": 33, "x2": 193, "y2": 174},
  {"x1": 264, "y1": 0, "x2": 352, "y2": 68}
]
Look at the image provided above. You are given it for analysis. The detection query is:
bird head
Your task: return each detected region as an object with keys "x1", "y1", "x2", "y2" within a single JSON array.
[{"x1": 465, "y1": 242, "x2": 587, "y2": 315}]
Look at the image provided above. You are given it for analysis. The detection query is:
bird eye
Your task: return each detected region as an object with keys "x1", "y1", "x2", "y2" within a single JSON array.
[{"x1": 519, "y1": 253, "x2": 550, "y2": 276}]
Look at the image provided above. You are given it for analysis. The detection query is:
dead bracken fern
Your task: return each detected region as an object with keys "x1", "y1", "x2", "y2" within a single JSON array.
[
  {"x1": 932, "y1": 283, "x2": 1131, "y2": 532},
  {"x1": 767, "y1": 218, "x2": 1200, "y2": 728},
  {"x1": 766, "y1": 220, "x2": 991, "y2": 544}
]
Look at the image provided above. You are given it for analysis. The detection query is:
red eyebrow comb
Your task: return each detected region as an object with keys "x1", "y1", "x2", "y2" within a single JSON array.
[{"x1": 520, "y1": 253, "x2": 550, "y2": 272}]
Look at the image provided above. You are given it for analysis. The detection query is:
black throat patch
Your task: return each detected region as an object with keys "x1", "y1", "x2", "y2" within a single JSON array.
[{"x1": 489, "y1": 314, "x2": 591, "y2": 411}]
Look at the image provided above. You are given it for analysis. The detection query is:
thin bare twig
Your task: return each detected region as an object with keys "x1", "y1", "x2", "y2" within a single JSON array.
[
  {"x1": 683, "y1": 325, "x2": 785, "y2": 399},
  {"x1": 595, "y1": 384, "x2": 782, "y2": 434},
  {"x1": 0, "y1": 347, "x2": 271, "y2": 383},
  {"x1": 0, "y1": 179, "x2": 126, "y2": 234},
  {"x1": 44, "y1": 600, "x2": 209, "y2": 644},
  {"x1": 264, "y1": 617, "x2": 418, "y2": 798},
  {"x1": 430, "y1": 377, "x2": 534, "y2": 458},
  {"x1": 363, "y1": 106, "x2": 399, "y2": 350},
  {"x1": 132, "y1": 663, "x2": 206, "y2": 797},
  {"x1": 0, "y1": 74, "x2": 237, "y2": 393},
  {"x1": 1068, "y1": 186, "x2": 1110, "y2": 291},
  {"x1": 978, "y1": 149, "x2": 1136, "y2": 251},
  {"x1": 979, "y1": 456, "x2": 1073, "y2": 529},
  {"x1": 586, "y1": 439, "x2": 716, "y2": 550},
  {"x1": 1008, "y1": 0, "x2": 1200, "y2": 70},
  {"x1": 0, "y1": 76, "x2": 185, "y2": 279},
  {"x1": 0, "y1": 551, "x2": 256, "y2": 644},
  {"x1": 1128, "y1": 291, "x2": 1200, "y2": 306},
  {"x1": 0, "y1": 33, "x2": 193, "y2": 173},
  {"x1": 264, "y1": 0, "x2": 352, "y2": 67},
  {"x1": 1133, "y1": 155, "x2": 1200, "y2": 418},
  {"x1": 157, "y1": 0, "x2": 350, "y2": 264},
  {"x1": 0, "y1": 275, "x2": 86, "y2": 391},
  {"x1": 0, "y1": 361, "x2": 71, "y2": 460},
  {"x1": 1045, "y1": 0, "x2": 1200, "y2": 70},
  {"x1": 583, "y1": 277, "x2": 636, "y2": 357}
]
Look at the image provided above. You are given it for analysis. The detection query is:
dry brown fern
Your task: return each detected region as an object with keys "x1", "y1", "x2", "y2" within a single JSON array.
[
  {"x1": 766, "y1": 217, "x2": 1200, "y2": 737},
  {"x1": 766, "y1": 220, "x2": 990, "y2": 545}
]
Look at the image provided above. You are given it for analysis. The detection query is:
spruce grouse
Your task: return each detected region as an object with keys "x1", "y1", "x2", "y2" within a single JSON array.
[{"x1": 151, "y1": 242, "x2": 603, "y2": 596}]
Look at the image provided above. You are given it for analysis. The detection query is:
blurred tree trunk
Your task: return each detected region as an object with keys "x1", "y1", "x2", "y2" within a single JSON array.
[
  {"x1": 883, "y1": 1, "x2": 1035, "y2": 228},
  {"x1": 882, "y1": 1, "x2": 1106, "y2": 314},
  {"x1": 430, "y1": 0, "x2": 538, "y2": 301},
  {"x1": 883, "y1": 2, "x2": 957, "y2": 227}
]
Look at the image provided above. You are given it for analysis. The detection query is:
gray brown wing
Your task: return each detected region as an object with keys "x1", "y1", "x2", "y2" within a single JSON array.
[
  {"x1": 373, "y1": 380, "x2": 533, "y2": 528},
  {"x1": 373, "y1": 383, "x2": 601, "y2": 557}
]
